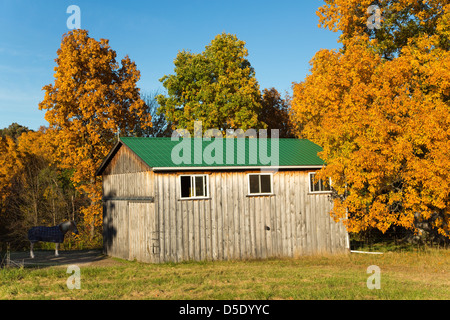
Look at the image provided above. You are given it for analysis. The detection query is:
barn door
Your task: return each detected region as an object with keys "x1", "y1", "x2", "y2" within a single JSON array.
[{"x1": 128, "y1": 202, "x2": 158, "y2": 263}]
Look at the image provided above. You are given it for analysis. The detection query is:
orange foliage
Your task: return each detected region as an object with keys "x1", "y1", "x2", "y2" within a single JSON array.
[
  {"x1": 0, "y1": 135, "x2": 23, "y2": 208},
  {"x1": 39, "y1": 30, "x2": 151, "y2": 234},
  {"x1": 16, "y1": 127, "x2": 58, "y2": 161},
  {"x1": 317, "y1": 0, "x2": 449, "y2": 58},
  {"x1": 292, "y1": 3, "x2": 450, "y2": 237}
]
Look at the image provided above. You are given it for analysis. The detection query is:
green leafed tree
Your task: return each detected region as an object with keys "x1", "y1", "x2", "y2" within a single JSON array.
[{"x1": 156, "y1": 33, "x2": 265, "y2": 134}]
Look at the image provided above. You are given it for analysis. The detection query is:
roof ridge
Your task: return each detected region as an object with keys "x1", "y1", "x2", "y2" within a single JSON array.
[
  {"x1": 94, "y1": 136, "x2": 325, "y2": 175},
  {"x1": 119, "y1": 136, "x2": 313, "y2": 141}
]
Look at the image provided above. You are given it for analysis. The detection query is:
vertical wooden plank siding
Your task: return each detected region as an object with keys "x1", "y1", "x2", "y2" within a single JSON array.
[
  {"x1": 210, "y1": 174, "x2": 217, "y2": 260},
  {"x1": 102, "y1": 145, "x2": 349, "y2": 263},
  {"x1": 148, "y1": 170, "x2": 349, "y2": 263}
]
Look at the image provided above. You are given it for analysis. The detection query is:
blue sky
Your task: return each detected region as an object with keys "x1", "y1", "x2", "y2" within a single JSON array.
[{"x1": 0, "y1": 0, "x2": 340, "y2": 131}]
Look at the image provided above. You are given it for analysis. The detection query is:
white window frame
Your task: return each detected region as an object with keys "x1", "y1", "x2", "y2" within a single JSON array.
[
  {"x1": 247, "y1": 173, "x2": 273, "y2": 196},
  {"x1": 179, "y1": 174, "x2": 210, "y2": 199},
  {"x1": 308, "y1": 172, "x2": 332, "y2": 194}
]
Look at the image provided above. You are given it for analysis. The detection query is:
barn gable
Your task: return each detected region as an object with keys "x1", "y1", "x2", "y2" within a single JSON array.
[{"x1": 96, "y1": 141, "x2": 151, "y2": 176}]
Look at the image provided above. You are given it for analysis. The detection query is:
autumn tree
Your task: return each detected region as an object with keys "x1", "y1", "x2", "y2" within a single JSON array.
[
  {"x1": 0, "y1": 122, "x2": 30, "y2": 140},
  {"x1": 0, "y1": 133, "x2": 25, "y2": 248},
  {"x1": 292, "y1": 2, "x2": 450, "y2": 240},
  {"x1": 317, "y1": 0, "x2": 449, "y2": 59},
  {"x1": 157, "y1": 33, "x2": 264, "y2": 134},
  {"x1": 16, "y1": 129, "x2": 67, "y2": 225},
  {"x1": 39, "y1": 29, "x2": 151, "y2": 237},
  {"x1": 259, "y1": 88, "x2": 296, "y2": 138},
  {"x1": 0, "y1": 135, "x2": 23, "y2": 213},
  {"x1": 0, "y1": 126, "x2": 85, "y2": 249}
]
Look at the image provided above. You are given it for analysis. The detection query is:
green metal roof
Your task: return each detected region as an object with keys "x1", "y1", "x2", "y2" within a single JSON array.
[{"x1": 113, "y1": 137, "x2": 325, "y2": 171}]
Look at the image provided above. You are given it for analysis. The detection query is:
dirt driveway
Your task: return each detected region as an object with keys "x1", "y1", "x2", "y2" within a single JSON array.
[{"x1": 7, "y1": 249, "x2": 124, "y2": 268}]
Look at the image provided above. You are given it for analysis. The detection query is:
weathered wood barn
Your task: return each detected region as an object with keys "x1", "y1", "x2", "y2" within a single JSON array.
[{"x1": 96, "y1": 137, "x2": 349, "y2": 263}]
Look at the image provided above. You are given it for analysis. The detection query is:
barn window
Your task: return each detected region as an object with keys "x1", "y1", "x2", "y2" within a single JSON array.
[
  {"x1": 179, "y1": 175, "x2": 209, "y2": 199},
  {"x1": 309, "y1": 172, "x2": 332, "y2": 193},
  {"x1": 248, "y1": 173, "x2": 273, "y2": 195}
]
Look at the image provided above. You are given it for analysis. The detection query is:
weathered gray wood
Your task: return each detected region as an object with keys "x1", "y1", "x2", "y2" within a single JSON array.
[
  {"x1": 216, "y1": 174, "x2": 223, "y2": 260},
  {"x1": 233, "y1": 172, "x2": 240, "y2": 260},
  {"x1": 265, "y1": 195, "x2": 272, "y2": 258},
  {"x1": 105, "y1": 200, "x2": 130, "y2": 260},
  {"x1": 269, "y1": 184, "x2": 276, "y2": 257},
  {"x1": 128, "y1": 202, "x2": 152, "y2": 263},
  {"x1": 157, "y1": 174, "x2": 164, "y2": 262},
  {"x1": 243, "y1": 176, "x2": 251, "y2": 259},
  {"x1": 293, "y1": 172, "x2": 301, "y2": 257},
  {"x1": 169, "y1": 174, "x2": 177, "y2": 262},
  {"x1": 161, "y1": 175, "x2": 168, "y2": 260},
  {"x1": 315, "y1": 195, "x2": 321, "y2": 253},
  {"x1": 288, "y1": 172, "x2": 295, "y2": 257},
  {"x1": 176, "y1": 180, "x2": 183, "y2": 262},
  {"x1": 273, "y1": 172, "x2": 281, "y2": 257},
  {"x1": 102, "y1": 153, "x2": 350, "y2": 263},
  {"x1": 237, "y1": 172, "x2": 245, "y2": 259},
  {"x1": 326, "y1": 197, "x2": 332, "y2": 252},
  {"x1": 255, "y1": 195, "x2": 262, "y2": 258},
  {"x1": 149, "y1": 201, "x2": 159, "y2": 263},
  {"x1": 222, "y1": 173, "x2": 229, "y2": 260},
  {"x1": 280, "y1": 173, "x2": 288, "y2": 256},
  {"x1": 305, "y1": 177, "x2": 312, "y2": 255},
  {"x1": 314, "y1": 195, "x2": 320, "y2": 253},
  {"x1": 210, "y1": 174, "x2": 218, "y2": 260},
  {"x1": 290, "y1": 172, "x2": 297, "y2": 257},
  {"x1": 199, "y1": 194, "x2": 205, "y2": 261}
]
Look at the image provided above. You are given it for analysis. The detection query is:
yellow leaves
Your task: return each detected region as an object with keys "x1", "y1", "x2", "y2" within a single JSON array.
[
  {"x1": 17, "y1": 128, "x2": 56, "y2": 161},
  {"x1": 318, "y1": 0, "x2": 449, "y2": 60},
  {"x1": 0, "y1": 136, "x2": 22, "y2": 206},
  {"x1": 292, "y1": 22, "x2": 450, "y2": 237},
  {"x1": 38, "y1": 29, "x2": 151, "y2": 231},
  {"x1": 317, "y1": 0, "x2": 373, "y2": 35}
]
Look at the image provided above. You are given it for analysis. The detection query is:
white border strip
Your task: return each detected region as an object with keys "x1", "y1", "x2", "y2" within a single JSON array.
[{"x1": 351, "y1": 250, "x2": 383, "y2": 255}]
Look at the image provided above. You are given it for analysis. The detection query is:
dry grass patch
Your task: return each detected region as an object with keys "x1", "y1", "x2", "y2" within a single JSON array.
[{"x1": 1, "y1": 249, "x2": 449, "y2": 300}]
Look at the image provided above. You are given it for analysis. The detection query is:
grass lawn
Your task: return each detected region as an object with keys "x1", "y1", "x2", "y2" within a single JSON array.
[{"x1": 1, "y1": 249, "x2": 449, "y2": 300}]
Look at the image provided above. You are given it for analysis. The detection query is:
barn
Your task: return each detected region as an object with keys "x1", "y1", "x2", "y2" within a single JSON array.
[{"x1": 95, "y1": 137, "x2": 349, "y2": 263}]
